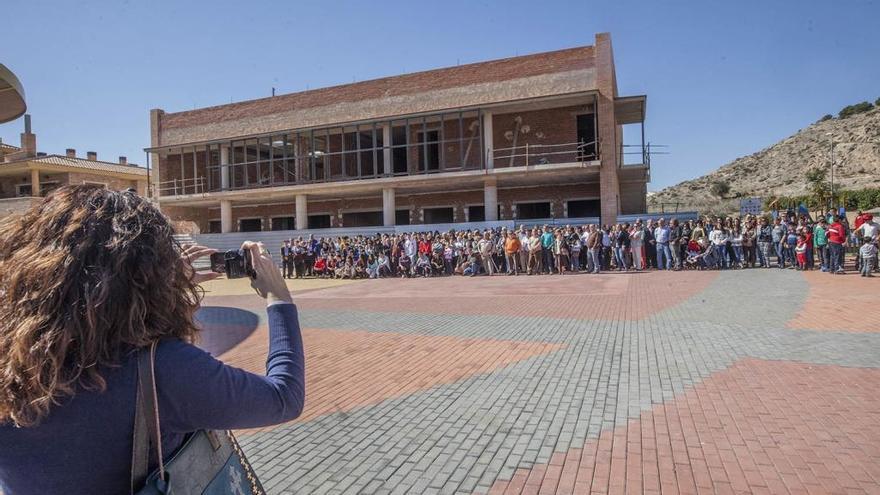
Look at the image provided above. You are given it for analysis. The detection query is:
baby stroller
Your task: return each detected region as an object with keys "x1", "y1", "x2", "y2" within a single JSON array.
[
  {"x1": 700, "y1": 245, "x2": 721, "y2": 270},
  {"x1": 683, "y1": 240, "x2": 704, "y2": 270}
]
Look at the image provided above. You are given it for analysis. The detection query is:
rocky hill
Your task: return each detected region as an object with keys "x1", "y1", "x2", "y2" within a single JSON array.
[{"x1": 649, "y1": 106, "x2": 880, "y2": 214}]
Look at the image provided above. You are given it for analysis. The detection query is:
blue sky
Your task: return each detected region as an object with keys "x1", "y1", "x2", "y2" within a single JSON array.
[{"x1": 1, "y1": 0, "x2": 877, "y2": 190}]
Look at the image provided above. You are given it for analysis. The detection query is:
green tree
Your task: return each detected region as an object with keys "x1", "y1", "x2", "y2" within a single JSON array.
[
  {"x1": 819, "y1": 114, "x2": 833, "y2": 122},
  {"x1": 839, "y1": 101, "x2": 874, "y2": 119},
  {"x1": 709, "y1": 180, "x2": 730, "y2": 198},
  {"x1": 805, "y1": 168, "x2": 831, "y2": 209}
]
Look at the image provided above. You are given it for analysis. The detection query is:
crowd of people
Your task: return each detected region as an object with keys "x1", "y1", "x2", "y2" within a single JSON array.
[{"x1": 277, "y1": 210, "x2": 880, "y2": 279}]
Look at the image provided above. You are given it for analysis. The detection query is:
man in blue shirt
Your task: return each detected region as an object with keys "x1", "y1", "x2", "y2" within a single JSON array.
[
  {"x1": 653, "y1": 218, "x2": 672, "y2": 270},
  {"x1": 541, "y1": 226, "x2": 555, "y2": 274}
]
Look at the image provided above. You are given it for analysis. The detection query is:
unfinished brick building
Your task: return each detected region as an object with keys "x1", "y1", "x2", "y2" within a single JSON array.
[{"x1": 148, "y1": 32, "x2": 649, "y2": 234}]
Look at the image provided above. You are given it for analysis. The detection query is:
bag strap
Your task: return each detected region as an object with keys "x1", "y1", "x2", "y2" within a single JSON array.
[{"x1": 131, "y1": 342, "x2": 166, "y2": 493}]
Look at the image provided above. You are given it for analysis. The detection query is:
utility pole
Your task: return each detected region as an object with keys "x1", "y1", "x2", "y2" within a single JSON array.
[{"x1": 826, "y1": 132, "x2": 834, "y2": 210}]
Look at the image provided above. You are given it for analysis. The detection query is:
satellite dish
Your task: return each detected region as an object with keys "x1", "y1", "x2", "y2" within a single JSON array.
[{"x1": 0, "y1": 64, "x2": 26, "y2": 124}]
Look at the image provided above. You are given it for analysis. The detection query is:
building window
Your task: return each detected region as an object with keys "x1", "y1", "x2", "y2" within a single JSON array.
[
  {"x1": 516, "y1": 202, "x2": 552, "y2": 219},
  {"x1": 416, "y1": 130, "x2": 441, "y2": 171},
  {"x1": 468, "y1": 205, "x2": 485, "y2": 222},
  {"x1": 208, "y1": 220, "x2": 222, "y2": 234},
  {"x1": 342, "y1": 211, "x2": 382, "y2": 227},
  {"x1": 567, "y1": 199, "x2": 601, "y2": 218},
  {"x1": 423, "y1": 207, "x2": 453, "y2": 224},
  {"x1": 18, "y1": 181, "x2": 61, "y2": 197},
  {"x1": 271, "y1": 216, "x2": 295, "y2": 231},
  {"x1": 391, "y1": 125, "x2": 409, "y2": 174},
  {"x1": 395, "y1": 209, "x2": 410, "y2": 225},
  {"x1": 307, "y1": 215, "x2": 331, "y2": 229},
  {"x1": 577, "y1": 114, "x2": 597, "y2": 160},
  {"x1": 239, "y1": 218, "x2": 262, "y2": 232}
]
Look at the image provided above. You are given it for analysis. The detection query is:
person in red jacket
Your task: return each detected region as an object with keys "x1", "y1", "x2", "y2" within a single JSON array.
[{"x1": 826, "y1": 216, "x2": 846, "y2": 274}]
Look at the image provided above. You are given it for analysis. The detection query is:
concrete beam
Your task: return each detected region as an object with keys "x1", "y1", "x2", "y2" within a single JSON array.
[
  {"x1": 220, "y1": 200, "x2": 232, "y2": 233},
  {"x1": 383, "y1": 188, "x2": 396, "y2": 226},
  {"x1": 295, "y1": 194, "x2": 308, "y2": 230},
  {"x1": 484, "y1": 179, "x2": 498, "y2": 221}
]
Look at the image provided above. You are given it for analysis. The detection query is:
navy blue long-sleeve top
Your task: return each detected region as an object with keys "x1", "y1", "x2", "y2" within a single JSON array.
[{"x1": 0, "y1": 303, "x2": 305, "y2": 495}]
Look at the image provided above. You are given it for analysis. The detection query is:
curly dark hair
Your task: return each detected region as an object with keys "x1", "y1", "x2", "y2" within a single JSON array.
[{"x1": 0, "y1": 185, "x2": 201, "y2": 427}]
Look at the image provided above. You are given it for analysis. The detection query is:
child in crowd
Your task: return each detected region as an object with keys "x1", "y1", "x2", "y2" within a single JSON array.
[
  {"x1": 398, "y1": 254, "x2": 412, "y2": 278},
  {"x1": 313, "y1": 256, "x2": 327, "y2": 278},
  {"x1": 415, "y1": 252, "x2": 432, "y2": 277},
  {"x1": 795, "y1": 233, "x2": 808, "y2": 270},
  {"x1": 859, "y1": 238, "x2": 877, "y2": 277}
]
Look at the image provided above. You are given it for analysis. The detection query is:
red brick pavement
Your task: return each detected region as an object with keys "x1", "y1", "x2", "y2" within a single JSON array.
[
  {"x1": 488, "y1": 358, "x2": 880, "y2": 494},
  {"x1": 217, "y1": 326, "x2": 563, "y2": 433},
  {"x1": 788, "y1": 271, "x2": 880, "y2": 333},
  {"x1": 293, "y1": 271, "x2": 719, "y2": 321}
]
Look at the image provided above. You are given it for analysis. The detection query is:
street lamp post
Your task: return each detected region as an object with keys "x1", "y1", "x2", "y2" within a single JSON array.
[{"x1": 826, "y1": 132, "x2": 834, "y2": 211}]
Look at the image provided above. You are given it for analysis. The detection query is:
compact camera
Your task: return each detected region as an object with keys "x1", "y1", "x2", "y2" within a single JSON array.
[{"x1": 210, "y1": 249, "x2": 256, "y2": 279}]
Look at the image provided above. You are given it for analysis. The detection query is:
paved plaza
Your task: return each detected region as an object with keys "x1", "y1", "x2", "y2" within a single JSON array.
[{"x1": 196, "y1": 270, "x2": 880, "y2": 494}]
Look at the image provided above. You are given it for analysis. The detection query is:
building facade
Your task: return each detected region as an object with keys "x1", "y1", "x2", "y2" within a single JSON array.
[
  {"x1": 0, "y1": 116, "x2": 149, "y2": 220},
  {"x1": 148, "y1": 33, "x2": 649, "y2": 234}
]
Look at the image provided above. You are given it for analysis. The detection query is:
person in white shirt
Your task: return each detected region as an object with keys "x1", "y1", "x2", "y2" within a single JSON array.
[
  {"x1": 403, "y1": 234, "x2": 417, "y2": 273},
  {"x1": 478, "y1": 233, "x2": 495, "y2": 275},
  {"x1": 855, "y1": 215, "x2": 879, "y2": 272},
  {"x1": 709, "y1": 223, "x2": 728, "y2": 269},
  {"x1": 518, "y1": 228, "x2": 530, "y2": 275},
  {"x1": 630, "y1": 222, "x2": 645, "y2": 270}
]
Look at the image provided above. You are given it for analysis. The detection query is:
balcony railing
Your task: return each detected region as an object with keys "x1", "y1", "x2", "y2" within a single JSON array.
[
  {"x1": 155, "y1": 177, "x2": 206, "y2": 197},
  {"x1": 490, "y1": 140, "x2": 598, "y2": 168},
  {"x1": 157, "y1": 141, "x2": 599, "y2": 198}
]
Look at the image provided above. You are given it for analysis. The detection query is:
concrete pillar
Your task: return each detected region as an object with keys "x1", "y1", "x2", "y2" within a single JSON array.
[
  {"x1": 30, "y1": 168, "x2": 39, "y2": 196},
  {"x1": 484, "y1": 179, "x2": 498, "y2": 221},
  {"x1": 482, "y1": 110, "x2": 494, "y2": 169},
  {"x1": 596, "y1": 33, "x2": 621, "y2": 226},
  {"x1": 382, "y1": 125, "x2": 392, "y2": 175},
  {"x1": 383, "y1": 188, "x2": 396, "y2": 226},
  {"x1": 293, "y1": 140, "x2": 301, "y2": 182},
  {"x1": 220, "y1": 200, "x2": 232, "y2": 233},
  {"x1": 220, "y1": 146, "x2": 230, "y2": 190},
  {"x1": 295, "y1": 194, "x2": 308, "y2": 230}
]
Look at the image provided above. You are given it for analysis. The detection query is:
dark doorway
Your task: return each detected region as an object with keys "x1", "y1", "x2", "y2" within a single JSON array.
[
  {"x1": 208, "y1": 220, "x2": 222, "y2": 234},
  {"x1": 567, "y1": 199, "x2": 601, "y2": 218},
  {"x1": 307, "y1": 215, "x2": 331, "y2": 229},
  {"x1": 342, "y1": 211, "x2": 383, "y2": 227},
  {"x1": 516, "y1": 202, "x2": 552, "y2": 220},
  {"x1": 423, "y1": 207, "x2": 454, "y2": 224},
  {"x1": 576, "y1": 114, "x2": 597, "y2": 160},
  {"x1": 468, "y1": 205, "x2": 485, "y2": 222},
  {"x1": 395, "y1": 209, "x2": 410, "y2": 225},
  {"x1": 271, "y1": 216, "x2": 295, "y2": 231},
  {"x1": 239, "y1": 218, "x2": 262, "y2": 232}
]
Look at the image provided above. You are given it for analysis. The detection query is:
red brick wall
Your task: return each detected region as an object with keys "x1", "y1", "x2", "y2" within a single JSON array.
[
  {"x1": 163, "y1": 182, "x2": 601, "y2": 233},
  {"x1": 491, "y1": 106, "x2": 588, "y2": 168}
]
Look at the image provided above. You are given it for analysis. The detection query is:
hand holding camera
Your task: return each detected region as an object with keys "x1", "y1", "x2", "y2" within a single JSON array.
[{"x1": 242, "y1": 241, "x2": 292, "y2": 305}]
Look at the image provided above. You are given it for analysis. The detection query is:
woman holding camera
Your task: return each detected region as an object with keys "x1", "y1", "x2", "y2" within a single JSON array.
[{"x1": 0, "y1": 185, "x2": 305, "y2": 494}]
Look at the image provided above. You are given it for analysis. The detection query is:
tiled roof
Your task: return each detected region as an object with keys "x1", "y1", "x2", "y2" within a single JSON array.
[
  {"x1": 161, "y1": 45, "x2": 595, "y2": 130},
  {"x1": 0, "y1": 142, "x2": 20, "y2": 152},
  {"x1": 3, "y1": 154, "x2": 148, "y2": 176}
]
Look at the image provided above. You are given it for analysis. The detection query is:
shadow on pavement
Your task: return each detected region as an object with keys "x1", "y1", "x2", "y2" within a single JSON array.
[{"x1": 195, "y1": 306, "x2": 260, "y2": 356}]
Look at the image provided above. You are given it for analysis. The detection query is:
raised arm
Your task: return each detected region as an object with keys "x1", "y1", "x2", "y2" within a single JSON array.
[{"x1": 155, "y1": 241, "x2": 305, "y2": 433}]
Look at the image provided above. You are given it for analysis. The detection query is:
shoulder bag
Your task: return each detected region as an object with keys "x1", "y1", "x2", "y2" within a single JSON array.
[{"x1": 131, "y1": 342, "x2": 265, "y2": 494}]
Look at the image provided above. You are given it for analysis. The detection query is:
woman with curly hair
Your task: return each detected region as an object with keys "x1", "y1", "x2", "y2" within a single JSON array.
[{"x1": 0, "y1": 185, "x2": 305, "y2": 494}]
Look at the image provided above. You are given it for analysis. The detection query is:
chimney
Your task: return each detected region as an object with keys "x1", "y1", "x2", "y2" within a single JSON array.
[
  {"x1": 66, "y1": 148, "x2": 76, "y2": 158},
  {"x1": 118, "y1": 156, "x2": 127, "y2": 165},
  {"x1": 87, "y1": 151, "x2": 97, "y2": 161},
  {"x1": 20, "y1": 114, "x2": 36, "y2": 158}
]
